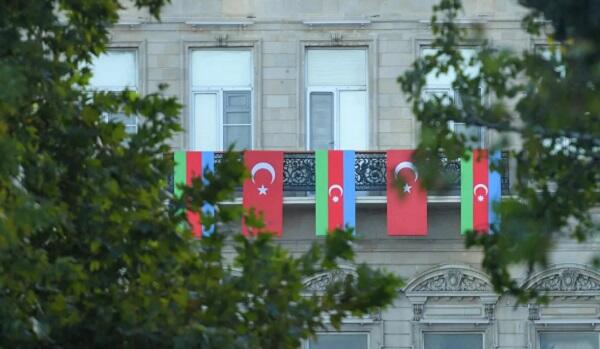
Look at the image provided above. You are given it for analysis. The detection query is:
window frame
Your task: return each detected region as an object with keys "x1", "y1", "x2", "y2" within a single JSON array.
[
  {"x1": 304, "y1": 47, "x2": 369, "y2": 150},
  {"x1": 537, "y1": 330, "x2": 600, "y2": 349},
  {"x1": 421, "y1": 331, "x2": 485, "y2": 349},
  {"x1": 189, "y1": 48, "x2": 255, "y2": 151},
  {"x1": 419, "y1": 45, "x2": 486, "y2": 148},
  {"x1": 304, "y1": 331, "x2": 371, "y2": 349},
  {"x1": 90, "y1": 47, "x2": 141, "y2": 135}
]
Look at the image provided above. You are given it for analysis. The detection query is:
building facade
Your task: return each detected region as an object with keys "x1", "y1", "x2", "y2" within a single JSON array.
[{"x1": 94, "y1": 1, "x2": 600, "y2": 348}]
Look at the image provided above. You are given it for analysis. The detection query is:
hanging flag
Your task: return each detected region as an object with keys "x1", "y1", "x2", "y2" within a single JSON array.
[
  {"x1": 242, "y1": 151, "x2": 284, "y2": 236},
  {"x1": 315, "y1": 150, "x2": 356, "y2": 236},
  {"x1": 173, "y1": 151, "x2": 215, "y2": 238},
  {"x1": 386, "y1": 150, "x2": 428, "y2": 236},
  {"x1": 461, "y1": 149, "x2": 501, "y2": 234}
]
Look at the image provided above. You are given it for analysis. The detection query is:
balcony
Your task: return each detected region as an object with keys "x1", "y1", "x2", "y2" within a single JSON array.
[{"x1": 170, "y1": 151, "x2": 510, "y2": 203}]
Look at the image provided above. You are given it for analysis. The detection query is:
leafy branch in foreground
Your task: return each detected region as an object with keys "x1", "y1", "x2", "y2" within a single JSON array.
[
  {"x1": 0, "y1": 0, "x2": 400, "y2": 347},
  {"x1": 399, "y1": 0, "x2": 599, "y2": 302}
]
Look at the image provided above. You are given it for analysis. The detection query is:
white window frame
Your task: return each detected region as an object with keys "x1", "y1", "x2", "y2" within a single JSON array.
[
  {"x1": 189, "y1": 49, "x2": 254, "y2": 151},
  {"x1": 421, "y1": 331, "x2": 485, "y2": 349},
  {"x1": 537, "y1": 331, "x2": 600, "y2": 349},
  {"x1": 304, "y1": 47, "x2": 369, "y2": 150},
  {"x1": 420, "y1": 45, "x2": 486, "y2": 148},
  {"x1": 90, "y1": 48, "x2": 140, "y2": 134},
  {"x1": 304, "y1": 331, "x2": 370, "y2": 349}
]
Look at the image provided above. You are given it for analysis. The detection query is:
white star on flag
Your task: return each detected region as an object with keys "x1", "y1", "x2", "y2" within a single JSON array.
[
  {"x1": 258, "y1": 185, "x2": 268, "y2": 195},
  {"x1": 403, "y1": 183, "x2": 412, "y2": 193}
]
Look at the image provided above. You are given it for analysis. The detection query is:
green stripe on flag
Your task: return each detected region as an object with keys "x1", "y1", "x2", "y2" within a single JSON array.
[
  {"x1": 315, "y1": 150, "x2": 328, "y2": 236},
  {"x1": 460, "y1": 152, "x2": 473, "y2": 234},
  {"x1": 174, "y1": 151, "x2": 186, "y2": 198}
]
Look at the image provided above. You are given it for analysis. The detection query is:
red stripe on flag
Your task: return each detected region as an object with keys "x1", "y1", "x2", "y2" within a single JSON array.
[
  {"x1": 186, "y1": 151, "x2": 203, "y2": 238},
  {"x1": 242, "y1": 151, "x2": 284, "y2": 236},
  {"x1": 328, "y1": 151, "x2": 345, "y2": 232},
  {"x1": 472, "y1": 149, "x2": 489, "y2": 233},
  {"x1": 386, "y1": 150, "x2": 428, "y2": 236}
]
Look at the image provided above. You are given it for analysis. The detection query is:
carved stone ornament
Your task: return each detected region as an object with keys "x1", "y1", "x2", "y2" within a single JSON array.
[
  {"x1": 303, "y1": 267, "x2": 357, "y2": 293},
  {"x1": 523, "y1": 265, "x2": 600, "y2": 297},
  {"x1": 409, "y1": 268, "x2": 492, "y2": 293}
]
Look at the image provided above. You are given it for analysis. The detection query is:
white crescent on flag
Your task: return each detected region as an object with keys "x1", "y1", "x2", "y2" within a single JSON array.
[
  {"x1": 394, "y1": 161, "x2": 419, "y2": 182},
  {"x1": 251, "y1": 162, "x2": 276, "y2": 184},
  {"x1": 328, "y1": 184, "x2": 344, "y2": 203},
  {"x1": 473, "y1": 184, "x2": 489, "y2": 202}
]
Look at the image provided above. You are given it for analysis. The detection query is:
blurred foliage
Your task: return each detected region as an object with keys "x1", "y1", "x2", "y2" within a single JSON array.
[
  {"x1": 0, "y1": 0, "x2": 400, "y2": 347},
  {"x1": 399, "y1": 0, "x2": 599, "y2": 302}
]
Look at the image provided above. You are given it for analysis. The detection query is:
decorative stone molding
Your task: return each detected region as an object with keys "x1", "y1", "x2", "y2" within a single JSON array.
[
  {"x1": 404, "y1": 265, "x2": 499, "y2": 323},
  {"x1": 405, "y1": 265, "x2": 495, "y2": 297},
  {"x1": 528, "y1": 303, "x2": 540, "y2": 321},
  {"x1": 302, "y1": 266, "x2": 357, "y2": 293},
  {"x1": 413, "y1": 303, "x2": 424, "y2": 321},
  {"x1": 522, "y1": 264, "x2": 600, "y2": 298}
]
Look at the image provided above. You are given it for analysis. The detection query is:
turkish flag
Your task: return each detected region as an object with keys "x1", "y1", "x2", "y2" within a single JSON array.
[
  {"x1": 242, "y1": 151, "x2": 284, "y2": 236},
  {"x1": 472, "y1": 149, "x2": 489, "y2": 232},
  {"x1": 386, "y1": 150, "x2": 428, "y2": 236}
]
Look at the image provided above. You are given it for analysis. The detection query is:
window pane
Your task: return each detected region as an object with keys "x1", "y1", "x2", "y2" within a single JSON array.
[
  {"x1": 106, "y1": 113, "x2": 138, "y2": 135},
  {"x1": 339, "y1": 90, "x2": 368, "y2": 150},
  {"x1": 307, "y1": 49, "x2": 367, "y2": 86},
  {"x1": 224, "y1": 91, "x2": 251, "y2": 124},
  {"x1": 192, "y1": 93, "x2": 218, "y2": 151},
  {"x1": 424, "y1": 333, "x2": 483, "y2": 349},
  {"x1": 223, "y1": 125, "x2": 251, "y2": 150},
  {"x1": 423, "y1": 48, "x2": 479, "y2": 88},
  {"x1": 308, "y1": 334, "x2": 368, "y2": 349},
  {"x1": 309, "y1": 92, "x2": 334, "y2": 150},
  {"x1": 540, "y1": 333, "x2": 599, "y2": 349},
  {"x1": 90, "y1": 50, "x2": 137, "y2": 90},
  {"x1": 192, "y1": 50, "x2": 252, "y2": 87},
  {"x1": 453, "y1": 122, "x2": 483, "y2": 148}
]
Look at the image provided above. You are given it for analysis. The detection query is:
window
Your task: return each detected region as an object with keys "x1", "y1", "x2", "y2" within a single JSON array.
[
  {"x1": 306, "y1": 48, "x2": 368, "y2": 150},
  {"x1": 423, "y1": 333, "x2": 483, "y2": 349},
  {"x1": 190, "y1": 49, "x2": 253, "y2": 151},
  {"x1": 89, "y1": 49, "x2": 139, "y2": 134},
  {"x1": 307, "y1": 333, "x2": 368, "y2": 349},
  {"x1": 539, "y1": 332, "x2": 599, "y2": 349},
  {"x1": 422, "y1": 47, "x2": 484, "y2": 148}
]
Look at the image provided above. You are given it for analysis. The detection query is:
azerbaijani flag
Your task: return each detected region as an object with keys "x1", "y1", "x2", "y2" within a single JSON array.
[
  {"x1": 174, "y1": 151, "x2": 215, "y2": 238},
  {"x1": 315, "y1": 150, "x2": 356, "y2": 236},
  {"x1": 460, "y1": 149, "x2": 501, "y2": 234}
]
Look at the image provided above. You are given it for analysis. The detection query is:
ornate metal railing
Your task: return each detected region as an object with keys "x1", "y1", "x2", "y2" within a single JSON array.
[{"x1": 189, "y1": 151, "x2": 510, "y2": 195}]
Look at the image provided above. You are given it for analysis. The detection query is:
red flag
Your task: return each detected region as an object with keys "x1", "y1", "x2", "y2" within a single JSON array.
[
  {"x1": 386, "y1": 150, "x2": 428, "y2": 236},
  {"x1": 328, "y1": 151, "x2": 344, "y2": 231},
  {"x1": 242, "y1": 151, "x2": 284, "y2": 236},
  {"x1": 472, "y1": 149, "x2": 489, "y2": 232}
]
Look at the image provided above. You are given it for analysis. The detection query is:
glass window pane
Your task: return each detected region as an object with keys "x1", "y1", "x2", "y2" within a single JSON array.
[
  {"x1": 424, "y1": 333, "x2": 483, "y2": 349},
  {"x1": 309, "y1": 92, "x2": 334, "y2": 150},
  {"x1": 307, "y1": 49, "x2": 367, "y2": 86},
  {"x1": 339, "y1": 90, "x2": 368, "y2": 150},
  {"x1": 224, "y1": 91, "x2": 251, "y2": 124},
  {"x1": 540, "y1": 332, "x2": 599, "y2": 349},
  {"x1": 453, "y1": 122, "x2": 483, "y2": 148},
  {"x1": 192, "y1": 50, "x2": 252, "y2": 87},
  {"x1": 106, "y1": 113, "x2": 138, "y2": 135},
  {"x1": 192, "y1": 93, "x2": 218, "y2": 151},
  {"x1": 308, "y1": 334, "x2": 368, "y2": 349},
  {"x1": 223, "y1": 125, "x2": 251, "y2": 150},
  {"x1": 423, "y1": 48, "x2": 479, "y2": 88},
  {"x1": 90, "y1": 50, "x2": 137, "y2": 90}
]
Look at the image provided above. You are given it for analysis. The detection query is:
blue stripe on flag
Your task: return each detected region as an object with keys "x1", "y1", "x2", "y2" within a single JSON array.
[
  {"x1": 343, "y1": 151, "x2": 356, "y2": 234},
  {"x1": 201, "y1": 151, "x2": 215, "y2": 236},
  {"x1": 488, "y1": 151, "x2": 502, "y2": 232}
]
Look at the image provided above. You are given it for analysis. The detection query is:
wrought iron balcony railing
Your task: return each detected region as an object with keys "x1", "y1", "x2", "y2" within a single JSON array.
[{"x1": 171, "y1": 152, "x2": 510, "y2": 196}]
